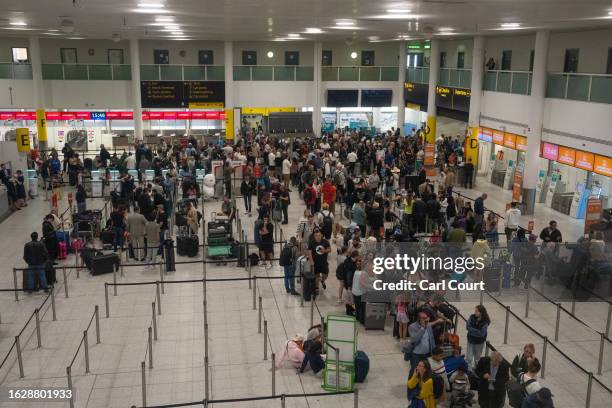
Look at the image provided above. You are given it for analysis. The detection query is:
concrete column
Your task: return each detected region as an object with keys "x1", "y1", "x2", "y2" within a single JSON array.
[
  {"x1": 129, "y1": 38, "x2": 143, "y2": 141},
  {"x1": 397, "y1": 41, "x2": 407, "y2": 135},
  {"x1": 312, "y1": 41, "x2": 322, "y2": 136},
  {"x1": 465, "y1": 36, "x2": 485, "y2": 175},
  {"x1": 523, "y1": 30, "x2": 550, "y2": 214},
  {"x1": 224, "y1": 41, "x2": 234, "y2": 109},
  {"x1": 29, "y1": 36, "x2": 48, "y2": 150},
  {"x1": 426, "y1": 39, "x2": 440, "y2": 144}
]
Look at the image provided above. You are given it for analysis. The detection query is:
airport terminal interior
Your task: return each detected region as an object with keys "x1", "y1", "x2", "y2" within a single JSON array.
[{"x1": 0, "y1": 1, "x2": 611, "y2": 407}]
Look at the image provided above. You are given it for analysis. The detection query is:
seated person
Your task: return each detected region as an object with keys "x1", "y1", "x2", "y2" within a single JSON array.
[
  {"x1": 275, "y1": 334, "x2": 305, "y2": 370},
  {"x1": 220, "y1": 197, "x2": 236, "y2": 221},
  {"x1": 300, "y1": 326, "x2": 325, "y2": 374}
]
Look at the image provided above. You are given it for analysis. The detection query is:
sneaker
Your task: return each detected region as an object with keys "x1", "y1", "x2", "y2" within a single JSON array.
[
  {"x1": 290, "y1": 291, "x2": 300, "y2": 296},
  {"x1": 322, "y1": 282, "x2": 327, "y2": 290}
]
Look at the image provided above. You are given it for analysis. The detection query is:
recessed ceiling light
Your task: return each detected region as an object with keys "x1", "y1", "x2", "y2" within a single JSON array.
[
  {"x1": 331, "y1": 26, "x2": 361, "y2": 30},
  {"x1": 134, "y1": 8, "x2": 169, "y2": 14},
  {"x1": 375, "y1": 14, "x2": 414, "y2": 19},
  {"x1": 438, "y1": 27, "x2": 454, "y2": 32},
  {"x1": 10, "y1": 21, "x2": 27, "y2": 26},
  {"x1": 500, "y1": 22, "x2": 521, "y2": 28},
  {"x1": 155, "y1": 16, "x2": 174, "y2": 22},
  {"x1": 305, "y1": 28, "x2": 323, "y2": 34},
  {"x1": 386, "y1": 9, "x2": 411, "y2": 13},
  {"x1": 335, "y1": 19, "x2": 355, "y2": 26},
  {"x1": 350, "y1": 51, "x2": 358, "y2": 59},
  {"x1": 287, "y1": 33, "x2": 300, "y2": 38},
  {"x1": 44, "y1": 32, "x2": 63, "y2": 36},
  {"x1": 138, "y1": 2, "x2": 165, "y2": 7},
  {"x1": 170, "y1": 31, "x2": 183, "y2": 35},
  {"x1": 267, "y1": 51, "x2": 274, "y2": 58},
  {"x1": 48, "y1": 29, "x2": 59, "y2": 32},
  {"x1": 368, "y1": 36, "x2": 380, "y2": 41}
]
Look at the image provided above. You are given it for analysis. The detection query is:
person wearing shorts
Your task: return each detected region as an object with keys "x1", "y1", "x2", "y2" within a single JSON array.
[{"x1": 308, "y1": 229, "x2": 331, "y2": 293}]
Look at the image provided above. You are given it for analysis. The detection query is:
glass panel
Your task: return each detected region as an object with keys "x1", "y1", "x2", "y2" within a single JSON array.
[
  {"x1": 438, "y1": 69, "x2": 450, "y2": 86},
  {"x1": 140, "y1": 65, "x2": 159, "y2": 80},
  {"x1": 274, "y1": 66, "x2": 294, "y2": 80},
  {"x1": 12, "y1": 64, "x2": 32, "y2": 79},
  {"x1": 511, "y1": 72, "x2": 529, "y2": 95},
  {"x1": 527, "y1": 74, "x2": 532, "y2": 95},
  {"x1": 322, "y1": 67, "x2": 338, "y2": 81},
  {"x1": 589, "y1": 76, "x2": 612, "y2": 104},
  {"x1": 380, "y1": 66, "x2": 398, "y2": 81},
  {"x1": 295, "y1": 66, "x2": 313, "y2": 81},
  {"x1": 206, "y1": 66, "x2": 225, "y2": 80},
  {"x1": 497, "y1": 71, "x2": 511, "y2": 92},
  {"x1": 63, "y1": 64, "x2": 88, "y2": 80},
  {"x1": 359, "y1": 67, "x2": 379, "y2": 81},
  {"x1": 406, "y1": 68, "x2": 414, "y2": 82},
  {"x1": 566, "y1": 75, "x2": 590, "y2": 101},
  {"x1": 88, "y1": 64, "x2": 112, "y2": 80},
  {"x1": 459, "y1": 69, "x2": 471, "y2": 88},
  {"x1": 0, "y1": 63, "x2": 12, "y2": 79},
  {"x1": 233, "y1": 66, "x2": 251, "y2": 80},
  {"x1": 183, "y1": 65, "x2": 206, "y2": 80},
  {"x1": 252, "y1": 66, "x2": 273, "y2": 80},
  {"x1": 422, "y1": 68, "x2": 429, "y2": 84},
  {"x1": 449, "y1": 69, "x2": 461, "y2": 87},
  {"x1": 338, "y1": 67, "x2": 359, "y2": 81},
  {"x1": 113, "y1": 65, "x2": 132, "y2": 80},
  {"x1": 160, "y1": 65, "x2": 182, "y2": 80},
  {"x1": 42, "y1": 64, "x2": 64, "y2": 80},
  {"x1": 546, "y1": 73, "x2": 566, "y2": 98},
  {"x1": 483, "y1": 71, "x2": 497, "y2": 91}
]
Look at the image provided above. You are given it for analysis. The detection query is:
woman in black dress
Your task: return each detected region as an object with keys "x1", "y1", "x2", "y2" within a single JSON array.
[{"x1": 258, "y1": 215, "x2": 274, "y2": 267}]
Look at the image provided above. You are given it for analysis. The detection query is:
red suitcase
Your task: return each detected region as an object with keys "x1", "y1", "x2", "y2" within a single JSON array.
[{"x1": 58, "y1": 241, "x2": 67, "y2": 260}]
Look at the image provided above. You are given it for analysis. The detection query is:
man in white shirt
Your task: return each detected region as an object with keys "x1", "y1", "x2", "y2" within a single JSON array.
[
  {"x1": 282, "y1": 155, "x2": 291, "y2": 190},
  {"x1": 505, "y1": 201, "x2": 522, "y2": 242},
  {"x1": 347, "y1": 151, "x2": 358, "y2": 176},
  {"x1": 125, "y1": 153, "x2": 136, "y2": 170}
]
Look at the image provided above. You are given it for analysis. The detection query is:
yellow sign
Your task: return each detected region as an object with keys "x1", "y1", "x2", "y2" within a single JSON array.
[
  {"x1": 404, "y1": 82, "x2": 415, "y2": 90},
  {"x1": 225, "y1": 109, "x2": 234, "y2": 140},
  {"x1": 36, "y1": 109, "x2": 47, "y2": 142},
  {"x1": 189, "y1": 102, "x2": 224, "y2": 109},
  {"x1": 436, "y1": 86, "x2": 451, "y2": 97},
  {"x1": 16, "y1": 128, "x2": 30, "y2": 152},
  {"x1": 405, "y1": 102, "x2": 420, "y2": 110},
  {"x1": 426, "y1": 116, "x2": 436, "y2": 144},
  {"x1": 241, "y1": 107, "x2": 295, "y2": 116},
  {"x1": 465, "y1": 127, "x2": 479, "y2": 166}
]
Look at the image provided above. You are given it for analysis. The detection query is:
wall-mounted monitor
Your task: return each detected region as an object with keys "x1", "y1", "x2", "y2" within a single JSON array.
[
  {"x1": 361, "y1": 89, "x2": 392, "y2": 107},
  {"x1": 326, "y1": 89, "x2": 359, "y2": 107}
]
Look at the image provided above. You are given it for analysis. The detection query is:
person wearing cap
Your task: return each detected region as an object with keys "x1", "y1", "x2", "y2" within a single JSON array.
[{"x1": 522, "y1": 387, "x2": 554, "y2": 408}]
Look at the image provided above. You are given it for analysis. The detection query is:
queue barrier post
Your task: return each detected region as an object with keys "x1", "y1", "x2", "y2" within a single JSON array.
[
  {"x1": 554, "y1": 303, "x2": 561, "y2": 341},
  {"x1": 484, "y1": 342, "x2": 490, "y2": 357},
  {"x1": 503, "y1": 306, "x2": 510, "y2": 344},
  {"x1": 104, "y1": 284, "x2": 110, "y2": 318},
  {"x1": 571, "y1": 286, "x2": 577, "y2": 316},
  {"x1": 335, "y1": 348, "x2": 340, "y2": 392},
  {"x1": 585, "y1": 372, "x2": 593, "y2": 408},
  {"x1": 95, "y1": 305, "x2": 101, "y2": 344},
  {"x1": 252, "y1": 276, "x2": 257, "y2": 310},
  {"x1": 120, "y1": 251, "x2": 125, "y2": 277},
  {"x1": 148, "y1": 327, "x2": 153, "y2": 369},
  {"x1": 113, "y1": 265, "x2": 118, "y2": 296},
  {"x1": 84, "y1": 330, "x2": 90, "y2": 374},
  {"x1": 248, "y1": 257, "x2": 252, "y2": 289},
  {"x1": 498, "y1": 266, "x2": 503, "y2": 297},
  {"x1": 300, "y1": 277, "x2": 304, "y2": 308},
  {"x1": 63, "y1": 266, "x2": 69, "y2": 298},
  {"x1": 75, "y1": 248, "x2": 80, "y2": 278},
  {"x1": 15, "y1": 335, "x2": 24, "y2": 378},
  {"x1": 479, "y1": 288, "x2": 484, "y2": 306},
  {"x1": 258, "y1": 296, "x2": 263, "y2": 334},
  {"x1": 67, "y1": 366, "x2": 74, "y2": 408},
  {"x1": 156, "y1": 282, "x2": 162, "y2": 315},
  {"x1": 281, "y1": 394, "x2": 286, "y2": 408},
  {"x1": 205, "y1": 356, "x2": 210, "y2": 401},
  {"x1": 141, "y1": 361, "x2": 147, "y2": 408},
  {"x1": 597, "y1": 332, "x2": 605, "y2": 375},
  {"x1": 35, "y1": 308, "x2": 42, "y2": 348},
  {"x1": 354, "y1": 388, "x2": 359, "y2": 408},
  {"x1": 271, "y1": 352, "x2": 276, "y2": 396},
  {"x1": 541, "y1": 336, "x2": 548, "y2": 379},
  {"x1": 51, "y1": 287, "x2": 57, "y2": 321},
  {"x1": 152, "y1": 302, "x2": 158, "y2": 341},
  {"x1": 310, "y1": 298, "x2": 314, "y2": 328},
  {"x1": 606, "y1": 303, "x2": 611, "y2": 339},
  {"x1": 263, "y1": 320, "x2": 268, "y2": 360},
  {"x1": 13, "y1": 268, "x2": 19, "y2": 301}
]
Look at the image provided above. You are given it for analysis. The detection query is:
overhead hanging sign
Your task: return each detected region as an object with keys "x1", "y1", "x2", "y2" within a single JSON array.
[
  {"x1": 141, "y1": 81, "x2": 225, "y2": 108},
  {"x1": 16, "y1": 128, "x2": 30, "y2": 152}
]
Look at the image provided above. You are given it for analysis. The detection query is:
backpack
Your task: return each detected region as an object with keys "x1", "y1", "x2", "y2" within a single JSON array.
[
  {"x1": 432, "y1": 374, "x2": 445, "y2": 399},
  {"x1": 272, "y1": 200, "x2": 283, "y2": 222},
  {"x1": 321, "y1": 211, "x2": 333, "y2": 236},
  {"x1": 303, "y1": 188, "x2": 313, "y2": 203},
  {"x1": 248, "y1": 252, "x2": 260, "y2": 266},
  {"x1": 51, "y1": 158, "x2": 61, "y2": 174},
  {"x1": 279, "y1": 244, "x2": 293, "y2": 267},
  {"x1": 507, "y1": 377, "x2": 536, "y2": 408}
]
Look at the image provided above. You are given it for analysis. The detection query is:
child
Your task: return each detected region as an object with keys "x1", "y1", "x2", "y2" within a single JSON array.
[
  {"x1": 395, "y1": 293, "x2": 409, "y2": 341},
  {"x1": 449, "y1": 363, "x2": 474, "y2": 407},
  {"x1": 70, "y1": 232, "x2": 85, "y2": 267}
]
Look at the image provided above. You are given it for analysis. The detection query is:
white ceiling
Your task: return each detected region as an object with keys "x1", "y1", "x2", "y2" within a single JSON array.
[{"x1": 0, "y1": 0, "x2": 611, "y2": 42}]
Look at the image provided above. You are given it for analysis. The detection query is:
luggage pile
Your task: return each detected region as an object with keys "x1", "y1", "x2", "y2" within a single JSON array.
[
  {"x1": 73, "y1": 210, "x2": 102, "y2": 239},
  {"x1": 207, "y1": 212, "x2": 232, "y2": 259}
]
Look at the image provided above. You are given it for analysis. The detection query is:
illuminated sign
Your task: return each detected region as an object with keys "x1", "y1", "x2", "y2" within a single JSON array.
[
  {"x1": 516, "y1": 136, "x2": 528, "y2": 152},
  {"x1": 575, "y1": 150, "x2": 594, "y2": 171},
  {"x1": 91, "y1": 112, "x2": 107, "y2": 121},
  {"x1": 557, "y1": 147, "x2": 576, "y2": 166},
  {"x1": 503, "y1": 132, "x2": 516, "y2": 149},
  {"x1": 542, "y1": 143, "x2": 559, "y2": 161},
  {"x1": 594, "y1": 155, "x2": 612, "y2": 177},
  {"x1": 492, "y1": 130, "x2": 504, "y2": 145}
]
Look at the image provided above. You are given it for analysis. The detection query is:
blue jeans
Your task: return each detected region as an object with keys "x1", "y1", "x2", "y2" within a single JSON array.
[
  {"x1": 113, "y1": 227, "x2": 125, "y2": 252},
  {"x1": 77, "y1": 201, "x2": 86, "y2": 213},
  {"x1": 300, "y1": 352, "x2": 325, "y2": 373},
  {"x1": 284, "y1": 265, "x2": 295, "y2": 292},
  {"x1": 27, "y1": 264, "x2": 47, "y2": 292}
]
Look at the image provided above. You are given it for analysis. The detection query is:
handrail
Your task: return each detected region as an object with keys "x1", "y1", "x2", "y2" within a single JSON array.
[
  {"x1": 485, "y1": 69, "x2": 533, "y2": 74},
  {"x1": 549, "y1": 71, "x2": 612, "y2": 78}
]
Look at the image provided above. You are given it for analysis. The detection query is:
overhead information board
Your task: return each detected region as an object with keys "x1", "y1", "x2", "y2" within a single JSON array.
[{"x1": 141, "y1": 81, "x2": 225, "y2": 108}]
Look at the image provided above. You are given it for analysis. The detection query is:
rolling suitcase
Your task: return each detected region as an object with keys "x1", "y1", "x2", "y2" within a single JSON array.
[
  {"x1": 164, "y1": 239, "x2": 176, "y2": 272},
  {"x1": 177, "y1": 235, "x2": 199, "y2": 257},
  {"x1": 484, "y1": 267, "x2": 501, "y2": 292},
  {"x1": 364, "y1": 302, "x2": 386, "y2": 330},
  {"x1": 100, "y1": 229, "x2": 114, "y2": 245},
  {"x1": 302, "y1": 277, "x2": 316, "y2": 301},
  {"x1": 91, "y1": 253, "x2": 120, "y2": 275},
  {"x1": 354, "y1": 350, "x2": 370, "y2": 383},
  {"x1": 55, "y1": 231, "x2": 72, "y2": 252},
  {"x1": 58, "y1": 241, "x2": 68, "y2": 260}
]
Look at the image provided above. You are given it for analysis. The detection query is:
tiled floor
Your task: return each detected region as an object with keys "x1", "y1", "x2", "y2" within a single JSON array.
[{"x1": 0, "y1": 171, "x2": 610, "y2": 408}]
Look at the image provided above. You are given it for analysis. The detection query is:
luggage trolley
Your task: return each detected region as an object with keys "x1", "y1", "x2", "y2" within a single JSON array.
[{"x1": 207, "y1": 212, "x2": 233, "y2": 260}]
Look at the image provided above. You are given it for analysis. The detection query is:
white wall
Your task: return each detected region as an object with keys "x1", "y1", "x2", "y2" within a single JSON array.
[
  {"x1": 139, "y1": 40, "x2": 225, "y2": 65},
  {"x1": 479, "y1": 91, "x2": 530, "y2": 135},
  {"x1": 439, "y1": 39, "x2": 473, "y2": 69},
  {"x1": 39, "y1": 39, "x2": 130, "y2": 64},
  {"x1": 233, "y1": 41, "x2": 313, "y2": 66},
  {"x1": 233, "y1": 81, "x2": 314, "y2": 107},
  {"x1": 322, "y1": 42, "x2": 399, "y2": 66},
  {"x1": 484, "y1": 34, "x2": 535, "y2": 71},
  {"x1": 0, "y1": 79, "x2": 34, "y2": 108},
  {"x1": 548, "y1": 29, "x2": 612, "y2": 74},
  {"x1": 43, "y1": 80, "x2": 132, "y2": 109}
]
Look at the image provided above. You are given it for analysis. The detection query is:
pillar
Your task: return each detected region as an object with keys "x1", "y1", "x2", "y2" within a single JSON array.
[
  {"x1": 129, "y1": 38, "x2": 143, "y2": 141},
  {"x1": 29, "y1": 36, "x2": 48, "y2": 150},
  {"x1": 312, "y1": 41, "x2": 322, "y2": 136},
  {"x1": 397, "y1": 41, "x2": 407, "y2": 135},
  {"x1": 466, "y1": 36, "x2": 485, "y2": 176},
  {"x1": 224, "y1": 41, "x2": 235, "y2": 141},
  {"x1": 424, "y1": 39, "x2": 440, "y2": 173},
  {"x1": 523, "y1": 31, "x2": 550, "y2": 215}
]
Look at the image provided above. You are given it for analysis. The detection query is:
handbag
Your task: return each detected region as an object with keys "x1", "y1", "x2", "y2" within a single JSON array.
[{"x1": 342, "y1": 287, "x2": 354, "y2": 305}]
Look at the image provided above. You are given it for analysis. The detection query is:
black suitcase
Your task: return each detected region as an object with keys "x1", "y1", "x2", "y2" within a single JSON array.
[
  {"x1": 177, "y1": 235, "x2": 199, "y2": 257},
  {"x1": 364, "y1": 303, "x2": 386, "y2": 330},
  {"x1": 302, "y1": 278, "x2": 316, "y2": 301},
  {"x1": 100, "y1": 229, "x2": 114, "y2": 245},
  {"x1": 484, "y1": 267, "x2": 501, "y2": 292},
  {"x1": 91, "y1": 253, "x2": 120, "y2": 275},
  {"x1": 164, "y1": 239, "x2": 176, "y2": 272}
]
